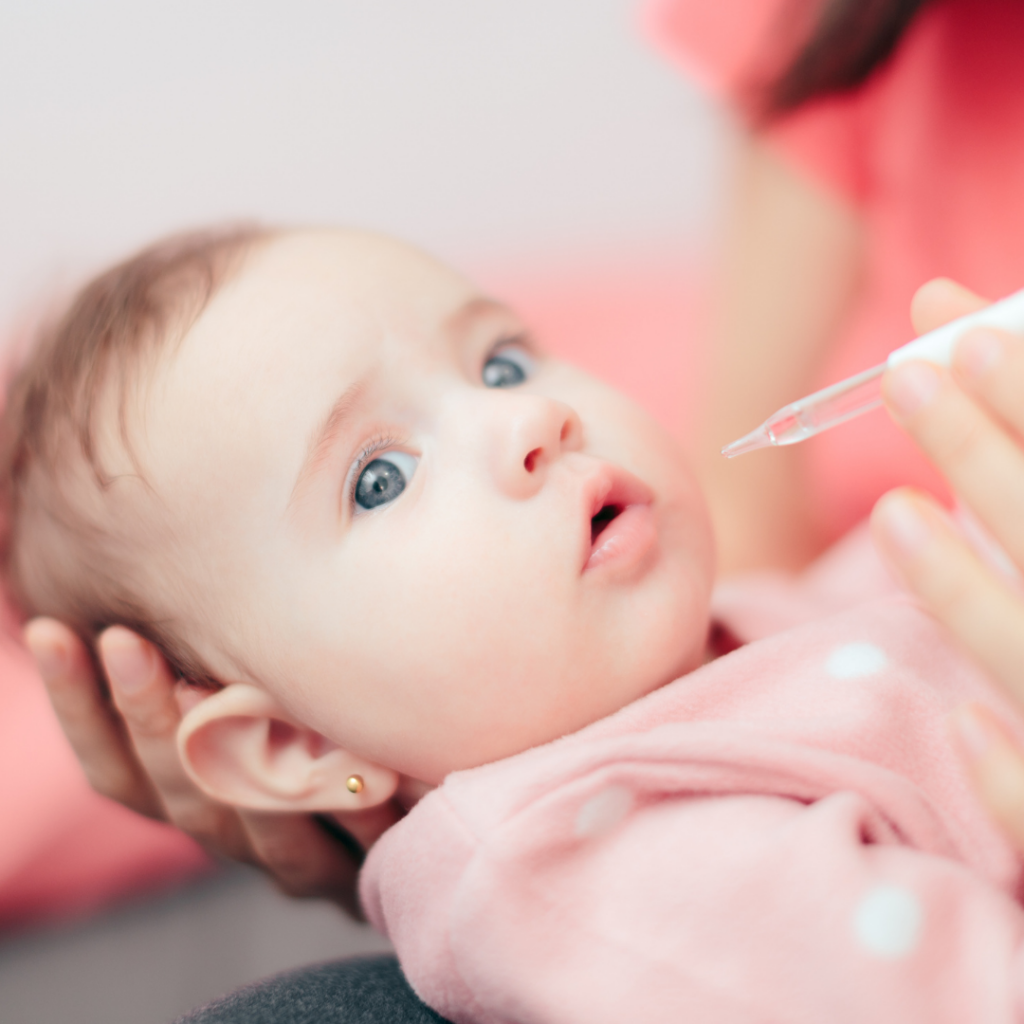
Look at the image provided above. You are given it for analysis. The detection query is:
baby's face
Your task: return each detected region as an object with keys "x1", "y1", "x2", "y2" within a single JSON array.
[{"x1": 128, "y1": 230, "x2": 713, "y2": 783}]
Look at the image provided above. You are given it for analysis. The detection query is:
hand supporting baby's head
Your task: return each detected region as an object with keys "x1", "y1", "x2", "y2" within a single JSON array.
[{"x1": 1, "y1": 226, "x2": 714, "y2": 812}]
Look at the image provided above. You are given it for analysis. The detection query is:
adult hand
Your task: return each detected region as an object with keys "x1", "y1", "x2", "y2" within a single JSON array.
[
  {"x1": 24, "y1": 618, "x2": 400, "y2": 919},
  {"x1": 870, "y1": 277, "x2": 1024, "y2": 850}
]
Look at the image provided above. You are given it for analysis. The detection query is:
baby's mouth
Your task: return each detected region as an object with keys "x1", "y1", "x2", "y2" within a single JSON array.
[
  {"x1": 581, "y1": 466, "x2": 657, "y2": 574},
  {"x1": 590, "y1": 503, "x2": 623, "y2": 545}
]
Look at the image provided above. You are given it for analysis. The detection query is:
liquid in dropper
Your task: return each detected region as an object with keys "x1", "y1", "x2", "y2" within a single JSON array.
[{"x1": 721, "y1": 364, "x2": 884, "y2": 458}]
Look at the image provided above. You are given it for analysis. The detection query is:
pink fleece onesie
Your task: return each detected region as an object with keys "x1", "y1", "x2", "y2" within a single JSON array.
[{"x1": 362, "y1": 549, "x2": 1024, "y2": 1022}]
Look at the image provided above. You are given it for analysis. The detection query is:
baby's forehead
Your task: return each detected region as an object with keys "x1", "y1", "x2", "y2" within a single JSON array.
[
  {"x1": 213, "y1": 228, "x2": 479, "y2": 337},
  {"x1": 180, "y1": 232, "x2": 496, "y2": 390},
  {"x1": 163, "y1": 230, "x2": 520, "y2": 398}
]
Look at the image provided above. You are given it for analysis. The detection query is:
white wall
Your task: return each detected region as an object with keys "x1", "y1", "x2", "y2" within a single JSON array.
[{"x1": 0, "y1": 0, "x2": 723, "y2": 323}]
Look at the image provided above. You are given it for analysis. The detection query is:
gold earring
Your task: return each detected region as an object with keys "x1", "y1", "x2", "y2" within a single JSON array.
[{"x1": 346, "y1": 775, "x2": 365, "y2": 794}]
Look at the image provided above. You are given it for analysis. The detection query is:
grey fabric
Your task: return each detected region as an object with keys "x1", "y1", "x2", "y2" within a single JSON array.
[{"x1": 174, "y1": 955, "x2": 450, "y2": 1024}]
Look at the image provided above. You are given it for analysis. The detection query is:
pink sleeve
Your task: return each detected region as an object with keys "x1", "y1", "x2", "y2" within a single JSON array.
[
  {"x1": 440, "y1": 790, "x2": 1024, "y2": 1022},
  {"x1": 644, "y1": 0, "x2": 869, "y2": 203}
]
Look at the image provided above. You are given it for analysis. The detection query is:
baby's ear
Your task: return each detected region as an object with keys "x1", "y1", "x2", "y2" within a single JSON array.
[{"x1": 177, "y1": 683, "x2": 398, "y2": 812}]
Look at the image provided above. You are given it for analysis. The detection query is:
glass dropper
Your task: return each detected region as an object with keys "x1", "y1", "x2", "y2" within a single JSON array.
[
  {"x1": 722, "y1": 285, "x2": 1024, "y2": 459},
  {"x1": 721, "y1": 363, "x2": 884, "y2": 458}
]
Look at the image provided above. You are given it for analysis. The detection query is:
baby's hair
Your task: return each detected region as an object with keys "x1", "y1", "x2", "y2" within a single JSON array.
[{"x1": 0, "y1": 225, "x2": 272, "y2": 684}]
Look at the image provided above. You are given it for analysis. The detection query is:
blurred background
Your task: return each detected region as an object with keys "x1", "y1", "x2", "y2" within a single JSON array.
[{"x1": 0, "y1": 1, "x2": 723, "y2": 1021}]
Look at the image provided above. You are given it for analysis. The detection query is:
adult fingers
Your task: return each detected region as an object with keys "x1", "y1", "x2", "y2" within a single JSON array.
[
  {"x1": 883, "y1": 360, "x2": 1024, "y2": 569},
  {"x1": 872, "y1": 490, "x2": 1024, "y2": 700},
  {"x1": 950, "y1": 703, "x2": 1024, "y2": 854},
  {"x1": 241, "y1": 800, "x2": 404, "y2": 916},
  {"x1": 98, "y1": 627, "x2": 252, "y2": 859},
  {"x1": 909, "y1": 277, "x2": 988, "y2": 335},
  {"x1": 241, "y1": 811, "x2": 365, "y2": 918},
  {"x1": 952, "y1": 325, "x2": 1024, "y2": 443},
  {"x1": 329, "y1": 799, "x2": 405, "y2": 854},
  {"x1": 24, "y1": 617, "x2": 162, "y2": 818}
]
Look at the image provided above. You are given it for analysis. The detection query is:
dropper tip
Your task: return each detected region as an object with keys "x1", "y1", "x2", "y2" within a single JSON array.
[{"x1": 721, "y1": 426, "x2": 774, "y2": 459}]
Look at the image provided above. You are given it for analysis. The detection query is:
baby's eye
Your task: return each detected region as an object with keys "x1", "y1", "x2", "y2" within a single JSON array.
[
  {"x1": 354, "y1": 452, "x2": 418, "y2": 511},
  {"x1": 482, "y1": 346, "x2": 532, "y2": 388}
]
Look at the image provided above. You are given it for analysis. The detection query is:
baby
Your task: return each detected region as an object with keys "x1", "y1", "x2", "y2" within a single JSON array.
[{"x1": 3, "y1": 226, "x2": 1024, "y2": 1023}]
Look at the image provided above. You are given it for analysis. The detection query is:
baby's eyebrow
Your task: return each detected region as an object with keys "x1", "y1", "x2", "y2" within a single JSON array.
[
  {"x1": 444, "y1": 295, "x2": 518, "y2": 340},
  {"x1": 288, "y1": 379, "x2": 367, "y2": 513}
]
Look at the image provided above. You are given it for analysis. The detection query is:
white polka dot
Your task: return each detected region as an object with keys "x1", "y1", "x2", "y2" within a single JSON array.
[
  {"x1": 574, "y1": 785, "x2": 634, "y2": 839},
  {"x1": 826, "y1": 642, "x2": 889, "y2": 679},
  {"x1": 854, "y1": 885, "x2": 923, "y2": 959}
]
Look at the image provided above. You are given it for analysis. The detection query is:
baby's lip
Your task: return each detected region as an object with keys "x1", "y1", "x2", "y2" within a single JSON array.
[{"x1": 579, "y1": 465, "x2": 655, "y2": 574}]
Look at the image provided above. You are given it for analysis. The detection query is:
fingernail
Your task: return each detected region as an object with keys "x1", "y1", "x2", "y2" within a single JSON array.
[
  {"x1": 956, "y1": 328, "x2": 1004, "y2": 380},
  {"x1": 25, "y1": 633, "x2": 68, "y2": 680},
  {"x1": 877, "y1": 494, "x2": 932, "y2": 558},
  {"x1": 951, "y1": 704, "x2": 996, "y2": 760},
  {"x1": 102, "y1": 632, "x2": 155, "y2": 694},
  {"x1": 886, "y1": 362, "x2": 942, "y2": 418}
]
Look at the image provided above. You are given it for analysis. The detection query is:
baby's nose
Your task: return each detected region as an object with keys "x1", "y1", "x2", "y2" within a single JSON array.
[{"x1": 491, "y1": 395, "x2": 582, "y2": 499}]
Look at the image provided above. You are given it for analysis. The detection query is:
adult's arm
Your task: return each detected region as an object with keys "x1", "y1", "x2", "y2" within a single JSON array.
[
  {"x1": 871, "y1": 278, "x2": 1024, "y2": 850},
  {"x1": 695, "y1": 133, "x2": 865, "y2": 574},
  {"x1": 24, "y1": 618, "x2": 398, "y2": 919}
]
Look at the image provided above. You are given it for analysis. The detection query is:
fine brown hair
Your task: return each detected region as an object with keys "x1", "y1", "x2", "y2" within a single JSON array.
[
  {"x1": 0, "y1": 225, "x2": 271, "y2": 684},
  {"x1": 763, "y1": 0, "x2": 932, "y2": 116}
]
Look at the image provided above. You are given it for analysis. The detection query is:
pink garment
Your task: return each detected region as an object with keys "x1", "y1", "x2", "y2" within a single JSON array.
[
  {"x1": 648, "y1": 0, "x2": 1024, "y2": 539},
  {"x1": 363, "y1": 540, "x2": 1024, "y2": 1023}
]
